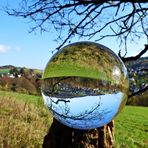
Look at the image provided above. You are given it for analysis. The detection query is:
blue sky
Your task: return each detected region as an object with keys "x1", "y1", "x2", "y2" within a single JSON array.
[{"x1": 0, "y1": 1, "x2": 147, "y2": 70}]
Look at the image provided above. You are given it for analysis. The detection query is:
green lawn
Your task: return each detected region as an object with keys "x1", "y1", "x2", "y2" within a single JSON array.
[
  {"x1": 114, "y1": 106, "x2": 148, "y2": 148},
  {"x1": 0, "y1": 90, "x2": 148, "y2": 147},
  {"x1": 0, "y1": 91, "x2": 43, "y2": 106},
  {"x1": 0, "y1": 68, "x2": 10, "y2": 74}
]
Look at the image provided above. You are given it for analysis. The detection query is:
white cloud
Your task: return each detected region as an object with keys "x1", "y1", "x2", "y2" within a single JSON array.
[
  {"x1": 15, "y1": 46, "x2": 22, "y2": 52},
  {"x1": 0, "y1": 44, "x2": 11, "y2": 53},
  {"x1": 0, "y1": 44, "x2": 23, "y2": 53}
]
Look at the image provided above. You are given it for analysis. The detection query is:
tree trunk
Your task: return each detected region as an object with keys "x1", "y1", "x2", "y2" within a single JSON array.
[{"x1": 43, "y1": 118, "x2": 114, "y2": 148}]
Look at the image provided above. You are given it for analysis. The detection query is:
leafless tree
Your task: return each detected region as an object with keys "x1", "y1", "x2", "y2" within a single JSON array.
[
  {"x1": 5, "y1": 0, "x2": 148, "y2": 98},
  {"x1": 5, "y1": 1, "x2": 148, "y2": 147},
  {"x1": 6, "y1": 1, "x2": 148, "y2": 49}
]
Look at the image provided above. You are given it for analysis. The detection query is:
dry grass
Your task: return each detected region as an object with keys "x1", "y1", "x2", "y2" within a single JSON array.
[{"x1": 0, "y1": 95, "x2": 52, "y2": 148}]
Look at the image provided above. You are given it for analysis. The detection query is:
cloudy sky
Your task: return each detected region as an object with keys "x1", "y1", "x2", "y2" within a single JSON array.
[{"x1": 0, "y1": 1, "x2": 147, "y2": 70}]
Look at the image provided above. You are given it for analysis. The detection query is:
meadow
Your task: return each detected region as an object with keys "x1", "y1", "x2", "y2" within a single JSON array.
[
  {"x1": 0, "y1": 91, "x2": 52, "y2": 148},
  {"x1": 0, "y1": 69, "x2": 10, "y2": 74},
  {"x1": 0, "y1": 91, "x2": 148, "y2": 148}
]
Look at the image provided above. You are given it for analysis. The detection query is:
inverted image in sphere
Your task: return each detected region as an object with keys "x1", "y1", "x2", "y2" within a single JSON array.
[{"x1": 42, "y1": 41, "x2": 129, "y2": 129}]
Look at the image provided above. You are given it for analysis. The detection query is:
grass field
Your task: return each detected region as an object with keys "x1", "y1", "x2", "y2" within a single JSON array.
[
  {"x1": 0, "y1": 91, "x2": 52, "y2": 148},
  {"x1": 0, "y1": 69, "x2": 10, "y2": 74},
  {"x1": 114, "y1": 106, "x2": 148, "y2": 148},
  {"x1": 0, "y1": 91, "x2": 148, "y2": 148}
]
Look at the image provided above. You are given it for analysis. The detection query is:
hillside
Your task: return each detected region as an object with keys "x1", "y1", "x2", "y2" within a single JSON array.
[
  {"x1": 126, "y1": 57, "x2": 148, "y2": 70},
  {"x1": 0, "y1": 66, "x2": 42, "y2": 95},
  {"x1": 0, "y1": 65, "x2": 16, "y2": 69},
  {"x1": 0, "y1": 56, "x2": 147, "y2": 105},
  {"x1": 125, "y1": 57, "x2": 148, "y2": 106},
  {"x1": 0, "y1": 65, "x2": 42, "y2": 75}
]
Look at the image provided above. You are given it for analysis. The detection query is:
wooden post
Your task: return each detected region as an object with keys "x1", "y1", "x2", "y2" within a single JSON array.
[{"x1": 43, "y1": 118, "x2": 114, "y2": 148}]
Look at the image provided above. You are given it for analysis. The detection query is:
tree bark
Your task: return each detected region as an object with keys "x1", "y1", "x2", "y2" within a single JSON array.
[{"x1": 43, "y1": 118, "x2": 114, "y2": 148}]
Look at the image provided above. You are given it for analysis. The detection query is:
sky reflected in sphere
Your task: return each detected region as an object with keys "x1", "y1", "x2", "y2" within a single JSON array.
[{"x1": 41, "y1": 41, "x2": 129, "y2": 129}]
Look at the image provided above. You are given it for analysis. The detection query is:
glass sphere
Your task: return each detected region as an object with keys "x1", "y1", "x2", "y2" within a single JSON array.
[{"x1": 41, "y1": 41, "x2": 129, "y2": 129}]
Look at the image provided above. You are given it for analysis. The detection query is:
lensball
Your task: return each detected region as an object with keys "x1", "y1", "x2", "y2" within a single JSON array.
[{"x1": 41, "y1": 41, "x2": 129, "y2": 129}]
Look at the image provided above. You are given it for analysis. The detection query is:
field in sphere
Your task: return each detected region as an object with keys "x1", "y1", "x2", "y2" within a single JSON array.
[{"x1": 41, "y1": 41, "x2": 129, "y2": 129}]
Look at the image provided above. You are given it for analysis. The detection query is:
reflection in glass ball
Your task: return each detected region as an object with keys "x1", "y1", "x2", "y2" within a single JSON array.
[{"x1": 41, "y1": 41, "x2": 129, "y2": 129}]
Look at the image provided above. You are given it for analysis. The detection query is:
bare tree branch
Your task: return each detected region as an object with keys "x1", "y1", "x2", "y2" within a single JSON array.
[
  {"x1": 128, "y1": 85, "x2": 148, "y2": 98},
  {"x1": 119, "y1": 44, "x2": 148, "y2": 62},
  {"x1": 5, "y1": 1, "x2": 148, "y2": 50}
]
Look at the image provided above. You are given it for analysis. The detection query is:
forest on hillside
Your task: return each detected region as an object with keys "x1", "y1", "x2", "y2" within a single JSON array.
[
  {"x1": 125, "y1": 57, "x2": 148, "y2": 106},
  {"x1": 0, "y1": 66, "x2": 42, "y2": 95}
]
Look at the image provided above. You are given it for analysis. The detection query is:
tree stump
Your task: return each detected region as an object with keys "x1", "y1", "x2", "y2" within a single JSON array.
[{"x1": 43, "y1": 118, "x2": 114, "y2": 148}]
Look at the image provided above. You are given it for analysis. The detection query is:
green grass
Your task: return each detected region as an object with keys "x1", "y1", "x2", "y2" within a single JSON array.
[
  {"x1": 0, "y1": 90, "x2": 148, "y2": 147},
  {"x1": 114, "y1": 106, "x2": 148, "y2": 148},
  {"x1": 0, "y1": 91, "x2": 43, "y2": 106},
  {"x1": 43, "y1": 62, "x2": 107, "y2": 80},
  {"x1": 0, "y1": 69, "x2": 10, "y2": 74},
  {"x1": 34, "y1": 69, "x2": 42, "y2": 74}
]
